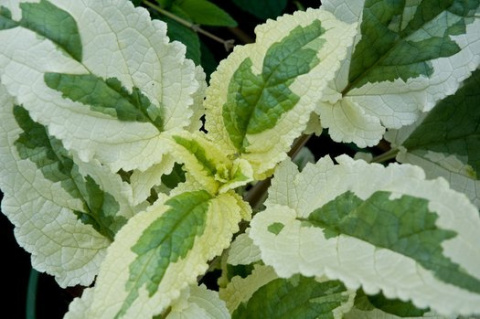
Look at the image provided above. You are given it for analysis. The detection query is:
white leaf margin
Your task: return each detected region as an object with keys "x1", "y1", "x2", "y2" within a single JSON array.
[
  {"x1": 385, "y1": 116, "x2": 480, "y2": 209},
  {"x1": 227, "y1": 230, "x2": 261, "y2": 266},
  {"x1": 249, "y1": 155, "x2": 480, "y2": 316},
  {"x1": 166, "y1": 284, "x2": 230, "y2": 319},
  {"x1": 219, "y1": 264, "x2": 279, "y2": 314},
  {"x1": 0, "y1": 84, "x2": 110, "y2": 287},
  {"x1": 74, "y1": 191, "x2": 243, "y2": 318},
  {"x1": 204, "y1": 8, "x2": 357, "y2": 179},
  {"x1": 0, "y1": 0, "x2": 204, "y2": 172},
  {"x1": 317, "y1": 0, "x2": 480, "y2": 147}
]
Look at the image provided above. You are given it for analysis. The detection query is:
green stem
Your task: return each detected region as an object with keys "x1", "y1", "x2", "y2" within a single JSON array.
[
  {"x1": 372, "y1": 148, "x2": 399, "y2": 163},
  {"x1": 26, "y1": 268, "x2": 39, "y2": 319},
  {"x1": 142, "y1": 1, "x2": 235, "y2": 51}
]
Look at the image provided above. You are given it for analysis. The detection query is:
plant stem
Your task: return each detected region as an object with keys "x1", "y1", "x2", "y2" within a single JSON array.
[
  {"x1": 142, "y1": 1, "x2": 235, "y2": 51},
  {"x1": 288, "y1": 134, "x2": 312, "y2": 159},
  {"x1": 372, "y1": 148, "x2": 399, "y2": 163},
  {"x1": 243, "y1": 178, "x2": 271, "y2": 212},
  {"x1": 26, "y1": 268, "x2": 39, "y2": 319}
]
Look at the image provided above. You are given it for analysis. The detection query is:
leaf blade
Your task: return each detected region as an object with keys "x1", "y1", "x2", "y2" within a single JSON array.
[
  {"x1": 250, "y1": 156, "x2": 480, "y2": 316},
  {"x1": 76, "y1": 191, "x2": 245, "y2": 318}
]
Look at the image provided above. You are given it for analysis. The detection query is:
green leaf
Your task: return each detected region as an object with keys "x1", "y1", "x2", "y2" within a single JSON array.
[
  {"x1": 0, "y1": 0, "x2": 83, "y2": 61},
  {"x1": 173, "y1": 135, "x2": 218, "y2": 178},
  {"x1": 402, "y1": 68, "x2": 480, "y2": 177},
  {"x1": 44, "y1": 73, "x2": 164, "y2": 131},
  {"x1": 173, "y1": 0, "x2": 237, "y2": 27},
  {"x1": 223, "y1": 20, "x2": 324, "y2": 152},
  {"x1": 155, "y1": 0, "x2": 175, "y2": 9},
  {"x1": 232, "y1": 0, "x2": 287, "y2": 20},
  {"x1": 385, "y1": 68, "x2": 480, "y2": 208},
  {"x1": 161, "y1": 162, "x2": 186, "y2": 189},
  {"x1": 13, "y1": 105, "x2": 125, "y2": 240},
  {"x1": 219, "y1": 264, "x2": 279, "y2": 314},
  {"x1": 233, "y1": 276, "x2": 351, "y2": 319},
  {"x1": 171, "y1": 132, "x2": 254, "y2": 194},
  {"x1": 366, "y1": 291, "x2": 429, "y2": 317},
  {"x1": 117, "y1": 190, "x2": 211, "y2": 317},
  {"x1": 346, "y1": 0, "x2": 477, "y2": 91}
]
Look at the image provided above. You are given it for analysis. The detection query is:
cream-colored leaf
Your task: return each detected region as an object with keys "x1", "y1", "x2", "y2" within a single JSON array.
[
  {"x1": 227, "y1": 231, "x2": 261, "y2": 266},
  {"x1": 204, "y1": 8, "x2": 357, "y2": 179},
  {"x1": 78, "y1": 191, "x2": 243, "y2": 318},
  {"x1": 0, "y1": 85, "x2": 109, "y2": 287},
  {"x1": 219, "y1": 264, "x2": 278, "y2": 314},
  {"x1": 0, "y1": 0, "x2": 204, "y2": 172},
  {"x1": 318, "y1": 0, "x2": 480, "y2": 147},
  {"x1": 250, "y1": 156, "x2": 480, "y2": 316},
  {"x1": 167, "y1": 284, "x2": 229, "y2": 319}
]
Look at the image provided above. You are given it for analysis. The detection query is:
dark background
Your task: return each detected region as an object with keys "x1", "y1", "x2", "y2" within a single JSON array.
[{"x1": 1, "y1": 210, "x2": 74, "y2": 318}]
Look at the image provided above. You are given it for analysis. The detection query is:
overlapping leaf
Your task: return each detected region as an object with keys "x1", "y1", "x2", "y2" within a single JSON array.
[
  {"x1": 0, "y1": 0, "x2": 205, "y2": 173},
  {"x1": 220, "y1": 264, "x2": 355, "y2": 318},
  {"x1": 204, "y1": 8, "x2": 357, "y2": 179},
  {"x1": 249, "y1": 156, "x2": 480, "y2": 316},
  {"x1": 319, "y1": 0, "x2": 480, "y2": 147},
  {"x1": 0, "y1": 84, "x2": 129, "y2": 287},
  {"x1": 68, "y1": 190, "x2": 246, "y2": 318},
  {"x1": 166, "y1": 284, "x2": 230, "y2": 319},
  {"x1": 170, "y1": 131, "x2": 254, "y2": 195},
  {"x1": 386, "y1": 68, "x2": 480, "y2": 208}
]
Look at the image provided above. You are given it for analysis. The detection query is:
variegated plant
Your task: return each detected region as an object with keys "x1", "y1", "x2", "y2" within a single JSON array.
[{"x1": 0, "y1": 0, "x2": 479, "y2": 318}]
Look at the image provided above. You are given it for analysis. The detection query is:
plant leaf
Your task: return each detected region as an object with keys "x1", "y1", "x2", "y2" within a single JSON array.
[
  {"x1": 0, "y1": 0, "x2": 82, "y2": 61},
  {"x1": 220, "y1": 264, "x2": 354, "y2": 319},
  {"x1": 43, "y1": 73, "x2": 164, "y2": 131},
  {"x1": 386, "y1": 68, "x2": 480, "y2": 208},
  {"x1": 249, "y1": 156, "x2": 480, "y2": 316},
  {"x1": 173, "y1": 0, "x2": 237, "y2": 27},
  {"x1": 71, "y1": 190, "x2": 244, "y2": 318},
  {"x1": 170, "y1": 131, "x2": 254, "y2": 195},
  {"x1": 232, "y1": 277, "x2": 353, "y2": 319},
  {"x1": 204, "y1": 8, "x2": 356, "y2": 178},
  {"x1": 166, "y1": 284, "x2": 230, "y2": 319},
  {"x1": 319, "y1": 0, "x2": 480, "y2": 147},
  {"x1": 0, "y1": 0, "x2": 204, "y2": 172},
  {"x1": 0, "y1": 85, "x2": 112, "y2": 287},
  {"x1": 156, "y1": 12, "x2": 202, "y2": 65},
  {"x1": 345, "y1": 308, "x2": 451, "y2": 319},
  {"x1": 363, "y1": 290, "x2": 429, "y2": 318},
  {"x1": 219, "y1": 264, "x2": 281, "y2": 314},
  {"x1": 227, "y1": 231, "x2": 261, "y2": 266}
]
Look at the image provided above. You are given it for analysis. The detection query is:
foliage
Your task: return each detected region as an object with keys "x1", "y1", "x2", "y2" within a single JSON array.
[{"x1": 0, "y1": 0, "x2": 479, "y2": 318}]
